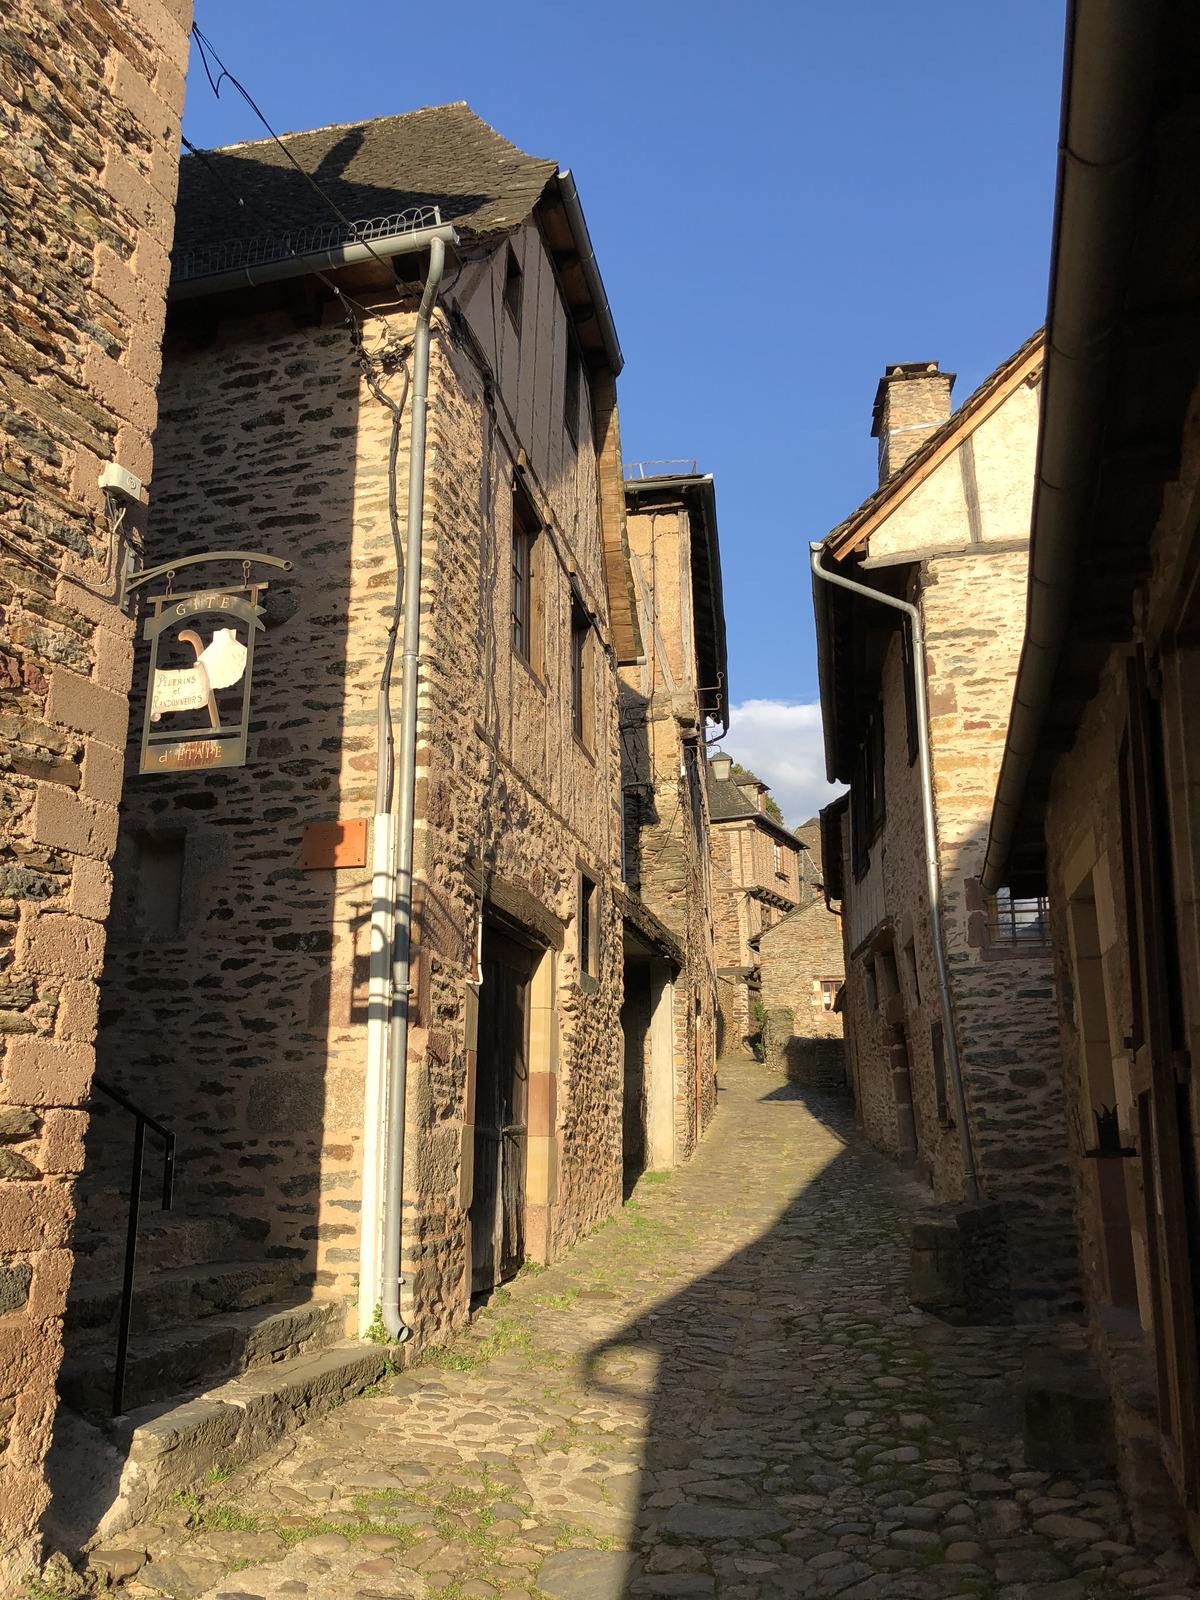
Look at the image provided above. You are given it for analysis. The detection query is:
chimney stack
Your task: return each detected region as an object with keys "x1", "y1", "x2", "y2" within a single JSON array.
[{"x1": 871, "y1": 361, "x2": 955, "y2": 484}]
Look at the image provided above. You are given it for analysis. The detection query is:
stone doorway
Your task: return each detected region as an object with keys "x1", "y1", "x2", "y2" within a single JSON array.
[{"x1": 470, "y1": 927, "x2": 534, "y2": 1293}]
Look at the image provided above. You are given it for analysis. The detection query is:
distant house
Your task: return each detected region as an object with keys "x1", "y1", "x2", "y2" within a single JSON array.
[
  {"x1": 756, "y1": 819, "x2": 845, "y2": 1083},
  {"x1": 812, "y1": 335, "x2": 1082, "y2": 1322},
  {"x1": 705, "y1": 755, "x2": 801, "y2": 1055},
  {"x1": 618, "y1": 466, "x2": 727, "y2": 1188}
]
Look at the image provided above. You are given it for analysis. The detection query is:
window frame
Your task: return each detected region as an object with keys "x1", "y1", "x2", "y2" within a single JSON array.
[
  {"x1": 578, "y1": 870, "x2": 600, "y2": 981},
  {"x1": 510, "y1": 481, "x2": 541, "y2": 673},
  {"x1": 820, "y1": 978, "x2": 842, "y2": 1011},
  {"x1": 570, "y1": 597, "x2": 593, "y2": 750},
  {"x1": 986, "y1": 887, "x2": 1051, "y2": 945},
  {"x1": 564, "y1": 341, "x2": 582, "y2": 449}
]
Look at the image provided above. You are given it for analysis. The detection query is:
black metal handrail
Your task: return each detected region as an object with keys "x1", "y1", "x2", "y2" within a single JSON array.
[{"x1": 91, "y1": 1078, "x2": 175, "y2": 1416}]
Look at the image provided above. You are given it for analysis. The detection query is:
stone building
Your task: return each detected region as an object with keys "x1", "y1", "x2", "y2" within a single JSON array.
[
  {"x1": 705, "y1": 755, "x2": 801, "y2": 1057},
  {"x1": 982, "y1": 0, "x2": 1200, "y2": 1548},
  {"x1": 58, "y1": 106, "x2": 648, "y2": 1518},
  {"x1": 618, "y1": 467, "x2": 725, "y2": 1189},
  {"x1": 0, "y1": 0, "x2": 191, "y2": 1587},
  {"x1": 812, "y1": 332, "x2": 1083, "y2": 1322},
  {"x1": 756, "y1": 816, "x2": 844, "y2": 1065}
]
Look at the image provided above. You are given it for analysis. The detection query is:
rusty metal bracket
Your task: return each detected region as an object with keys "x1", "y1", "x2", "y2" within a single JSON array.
[{"x1": 120, "y1": 549, "x2": 293, "y2": 611}]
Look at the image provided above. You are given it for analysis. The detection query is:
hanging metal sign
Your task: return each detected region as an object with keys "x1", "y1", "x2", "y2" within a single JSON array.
[
  {"x1": 123, "y1": 551, "x2": 293, "y2": 777},
  {"x1": 139, "y1": 585, "x2": 265, "y2": 774}
]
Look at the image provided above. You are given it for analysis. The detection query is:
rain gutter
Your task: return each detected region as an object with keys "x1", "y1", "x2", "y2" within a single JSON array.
[
  {"x1": 556, "y1": 170, "x2": 623, "y2": 376},
  {"x1": 981, "y1": 0, "x2": 1162, "y2": 892},
  {"x1": 167, "y1": 221, "x2": 458, "y2": 302}
]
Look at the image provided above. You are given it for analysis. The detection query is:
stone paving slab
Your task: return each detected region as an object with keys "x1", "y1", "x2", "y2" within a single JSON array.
[{"x1": 77, "y1": 1061, "x2": 1199, "y2": 1600}]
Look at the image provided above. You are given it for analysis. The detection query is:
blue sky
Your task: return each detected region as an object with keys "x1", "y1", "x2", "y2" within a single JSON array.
[{"x1": 182, "y1": 2, "x2": 1067, "y2": 822}]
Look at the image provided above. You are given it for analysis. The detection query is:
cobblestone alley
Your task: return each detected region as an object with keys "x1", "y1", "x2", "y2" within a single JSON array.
[{"x1": 91, "y1": 1062, "x2": 1199, "y2": 1600}]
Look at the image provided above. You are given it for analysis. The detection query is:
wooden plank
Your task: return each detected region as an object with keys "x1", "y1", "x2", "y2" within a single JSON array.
[
  {"x1": 513, "y1": 228, "x2": 537, "y2": 456},
  {"x1": 528, "y1": 239, "x2": 555, "y2": 480},
  {"x1": 457, "y1": 258, "x2": 498, "y2": 377}
]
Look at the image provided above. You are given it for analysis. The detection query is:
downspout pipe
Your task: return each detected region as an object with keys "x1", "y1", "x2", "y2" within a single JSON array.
[
  {"x1": 811, "y1": 545, "x2": 979, "y2": 1204},
  {"x1": 381, "y1": 235, "x2": 446, "y2": 1342}
]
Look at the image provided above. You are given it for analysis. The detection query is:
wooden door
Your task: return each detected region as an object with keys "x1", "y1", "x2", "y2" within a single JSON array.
[
  {"x1": 1123, "y1": 653, "x2": 1200, "y2": 1505},
  {"x1": 470, "y1": 929, "x2": 531, "y2": 1294}
]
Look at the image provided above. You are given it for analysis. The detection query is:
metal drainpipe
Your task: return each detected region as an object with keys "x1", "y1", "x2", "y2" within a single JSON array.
[
  {"x1": 811, "y1": 545, "x2": 979, "y2": 1204},
  {"x1": 380, "y1": 236, "x2": 446, "y2": 1342}
]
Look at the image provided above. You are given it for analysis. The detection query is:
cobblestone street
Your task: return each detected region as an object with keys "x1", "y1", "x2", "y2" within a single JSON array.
[{"x1": 100, "y1": 1061, "x2": 1198, "y2": 1600}]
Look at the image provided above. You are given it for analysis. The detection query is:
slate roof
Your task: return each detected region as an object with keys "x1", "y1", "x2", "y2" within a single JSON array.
[
  {"x1": 705, "y1": 763, "x2": 801, "y2": 849},
  {"x1": 172, "y1": 103, "x2": 559, "y2": 275},
  {"x1": 706, "y1": 767, "x2": 758, "y2": 822}
]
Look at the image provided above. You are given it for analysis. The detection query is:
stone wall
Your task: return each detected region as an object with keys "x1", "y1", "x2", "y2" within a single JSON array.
[
  {"x1": 0, "y1": 0, "x2": 190, "y2": 1585},
  {"x1": 838, "y1": 550, "x2": 1080, "y2": 1319},
  {"x1": 758, "y1": 898, "x2": 845, "y2": 1052},
  {"x1": 619, "y1": 499, "x2": 718, "y2": 1158},
  {"x1": 93, "y1": 220, "x2": 627, "y2": 1355},
  {"x1": 829, "y1": 356, "x2": 1081, "y2": 1322}
]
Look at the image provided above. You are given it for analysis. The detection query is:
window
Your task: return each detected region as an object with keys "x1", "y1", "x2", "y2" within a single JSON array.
[
  {"x1": 850, "y1": 710, "x2": 885, "y2": 879},
  {"x1": 578, "y1": 872, "x2": 599, "y2": 978},
  {"x1": 564, "y1": 343, "x2": 582, "y2": 447},
  {"x1": 135, "y1": 831, "x2": 185, "y2": 938},
  {"x1": 821, "y1": 978, "x2": 842, "y2": 1011},
  {"x1": 901, "y1": 939, "x2": 921, "y2": 1005},
  {"x1": 503, "y1": 243, "x2": 523, "y2": 331},
  {"x1": 570, "y1": 599, "x2": 592, "y2": 748},
  {"x1": 511, "y1": 482, "x2": 539, "y2": 668},
  {"x1": 902, "y1": 623, "x2": 920, "y2": 767},
  {"x1": 931, "y1": 1021, "x2": 952, "y2": 1125},
  {"x1": 862, "y1": 957, "x2": 878, "y2": 1012},
  {"x1": 987, "y1": 887, "x2": 1050, "y2": 944},
  {"x1": 773, "y1": 842, "x2": 784, "y2": 878}
]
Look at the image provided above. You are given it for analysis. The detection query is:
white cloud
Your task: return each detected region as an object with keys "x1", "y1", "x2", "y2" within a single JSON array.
[{"x1": 720, "y1": 699, "x2": 847, "y2": 831}]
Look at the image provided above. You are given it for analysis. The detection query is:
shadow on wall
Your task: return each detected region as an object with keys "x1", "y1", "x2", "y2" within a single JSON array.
[{"x1": 48, "y1": 303, "x2": 376, "y2": 1543}]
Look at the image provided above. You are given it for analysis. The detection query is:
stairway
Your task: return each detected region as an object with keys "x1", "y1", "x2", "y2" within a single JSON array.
[{"x1": 59, "y1": 1207, "x2": 345, "y2": 1420}]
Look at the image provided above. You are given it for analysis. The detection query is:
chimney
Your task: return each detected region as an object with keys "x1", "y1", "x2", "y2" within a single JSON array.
[
  {"x1": 709, "y1": 753, "x2": 733, "y2": 782},
  {"x1": 871, "y1": 361, "x2": 955, "y2": 484}
]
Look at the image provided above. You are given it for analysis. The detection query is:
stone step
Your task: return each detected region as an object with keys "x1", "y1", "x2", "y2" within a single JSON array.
[
  {"x1": 58, "y1": 1297, "x2": 344, "y2": 1418},
  {"x1": 68, "y1": 1212, "x2": 267, "y2": 1284},
  {"x1": 46, "y1": 1338, "x2": 395, "y2": 1553},
  {"x1": 65, "y1": 1258, "x2": 299, "y2": 1342}
]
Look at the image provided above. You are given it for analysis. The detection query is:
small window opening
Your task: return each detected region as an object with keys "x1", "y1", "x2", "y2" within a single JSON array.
[
  {"x1": 773, "y1": 841, "x2": 785, "y2": 878},
  {"x1": 901, "y1": 939, "x2": 921, "y2": 1005},
  {"x1": 863, "y1": 956, "x2": 878, "y2": 1012},
  {"x1": 135, "y1": 831, "x2": 185, "y2": 938},
  {"x1": 503, "y1": 244, "x2": 523, "y2": 331},
  {"x1": 578, "y1": 873, "x2": 599, "y2": 977},
  {"x1": 821, "y1": 978, "x2": 842, "y2": 1011},
  {"x1": 931, "y1": 1020, "x2": 952, "y2": 1125},
  {"x1": 987, "y1": 887, "x2": 1050, "y2": 944},
  {"x1": 570, "y1": 598, "x2": 592, "y2": 748},
  {"x1": 511, "y1": 481, "x2": 539, "y2": 668},
  {"x1": 564, "y1": 343, "x2": 582, "y2": 447}
]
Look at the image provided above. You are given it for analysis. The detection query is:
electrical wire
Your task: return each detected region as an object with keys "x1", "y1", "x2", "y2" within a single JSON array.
[
  {"x1": 179, "y1": 133, "x2": 375, "y2": 324},
  {"x1": 190, "y1": 25, "x2": 403, "y2": 287}
]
